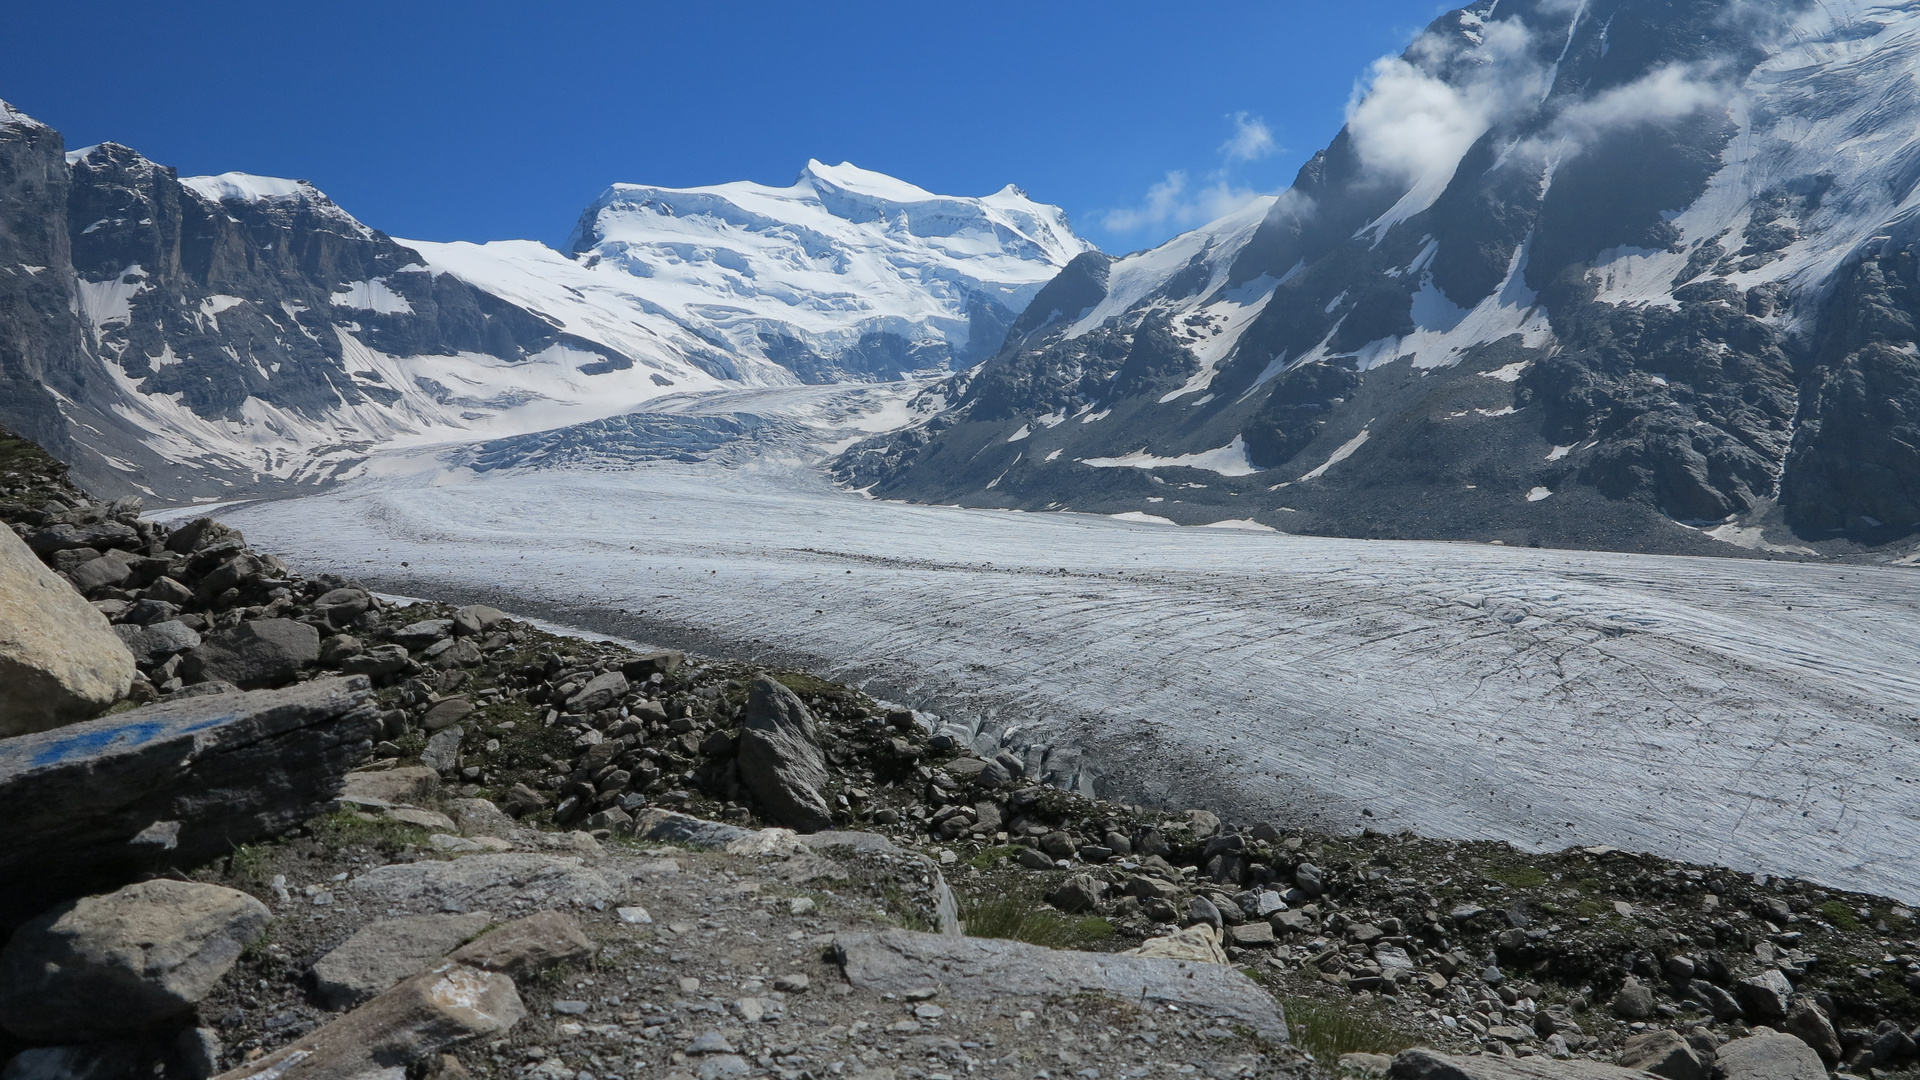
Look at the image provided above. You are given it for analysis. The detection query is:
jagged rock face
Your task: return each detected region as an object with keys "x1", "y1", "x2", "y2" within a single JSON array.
[
  {"x1": 57, "y1": 144, "x2": 644, "y2": 493},
  {"x1": 840, "y1": 0, "x2": 1920, "y2": 555},
  {"x1": 0, "y1": 103, "x2": 93, "y2": 459}
]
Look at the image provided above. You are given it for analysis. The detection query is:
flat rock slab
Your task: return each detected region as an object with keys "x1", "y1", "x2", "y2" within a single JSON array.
[
  {"x1": 350, "y1": 854, "x2": 618, "y2": 914},
  {"x1": 448, "y1": 910, "x2": 595, "y2": 980},
  {"x1": 831, "y1": 929, "x2": 1287, "y2": 1042},
  {"x1": 214, "y1": 963, "x2": 522, "y2": 1080},
  {"x1": 1715, "y1": 1032, "x2": 1829, "y2": 1080},
  {"x1": 0, "y1": 677, "x2": 379, "y2": 930},
  {"x1": 311, "y1": 912, "x2": 493, "y2": 1009},
  {"x1": 1390, "y1": 1049, "x2": 1659, "y2": 1080},
  {"x1": 340, "y1": 766, "x2": 439, "y2": 808}
]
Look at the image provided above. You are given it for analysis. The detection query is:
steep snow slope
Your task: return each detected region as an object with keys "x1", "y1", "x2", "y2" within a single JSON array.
[
  {"x1": 841, "y1": 0, "x2": 1920, "y2": 558},
  {"x1": 222, "y1": 385, "x2": 1920, "y2": 903},
  {"x1": 424, "y1": 161, "x2": 1093, "y2": 385}
]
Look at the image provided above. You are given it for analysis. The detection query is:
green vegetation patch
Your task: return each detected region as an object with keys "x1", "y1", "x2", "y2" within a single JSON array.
[{"x1": 1281, "y1": 996, "x2": 1419, "y2": 1061}]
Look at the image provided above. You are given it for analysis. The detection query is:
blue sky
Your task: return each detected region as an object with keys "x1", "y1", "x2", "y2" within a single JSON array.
[{"x1": 12, "y1": 1, "x2": 1454, "y2": 253}]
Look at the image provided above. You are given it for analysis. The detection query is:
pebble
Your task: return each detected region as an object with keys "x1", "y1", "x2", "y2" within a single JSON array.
[{"x1": 616, "y1": 906, "x2": 652, "y2": 924}]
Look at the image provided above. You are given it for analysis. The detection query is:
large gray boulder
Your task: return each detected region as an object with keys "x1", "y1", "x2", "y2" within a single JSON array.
[
  {"x1": 1618, "y1": 1029, "x2": 1707, "y2": 1080},
  {"x1": 183, "y1": 618, "x2": 320, "y2": 689},
  {"x1": 1735, "y1": 969, "x2": 1795, "y2": 1023},
  {"x1": 0, "y1": 880, "x2": 269, "y2": 1041},
  {"x1": 311, "y1": 912, "x2": 493, "y2": 1009},
  {"x1": 735, "y1": 675, "x2": 833, "y2": 832},
  {"x1": 113, "y1": 620, "x2": 201, "y2": 664},
  {"x1": 0, "y1": 678, "x2": 379, "y2": 929},
  {"x1": 1715, "y1": 1031, "x2": 1828, "y2": 1080},
  {"x1": 566, "y1": 670, "x2": 628, "y2": 713},
  {"x1": 0, "y1": 526, "x2": 135, "y2": 735},
  {"x1": 832, "y1": 928, "x2": 1287, "y2": 1042}
]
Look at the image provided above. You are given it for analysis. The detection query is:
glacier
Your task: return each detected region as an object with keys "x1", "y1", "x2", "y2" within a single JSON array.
[{"x1": 215, "y1": 384, "x2": 1920, "y2": 904}]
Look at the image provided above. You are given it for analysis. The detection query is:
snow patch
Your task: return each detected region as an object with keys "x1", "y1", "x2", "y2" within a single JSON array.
[
  {"x1": 330, "y1": 278, "x2": 414, "y2": 315},
  {"x1": 1526, "y1": 487, "x2": 1553, "y2": 502},
  {"x1": 180, "y1": 172, "x2": 310, "y2": 203},
  {"x1": 1081, "y1": 435, "x2": 1259, "y2": 477},
  {"x1": 1109, "y1": 512, "x2": 1178, "y2": 525},
  {"x1": 1299, "y1": 429, "x2": 1371, "y2": 481}
]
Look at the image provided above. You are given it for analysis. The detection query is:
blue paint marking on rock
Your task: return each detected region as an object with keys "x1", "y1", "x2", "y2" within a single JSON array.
[{"x1": 5, "y1": 713, "x2": 237, "y2": 770}]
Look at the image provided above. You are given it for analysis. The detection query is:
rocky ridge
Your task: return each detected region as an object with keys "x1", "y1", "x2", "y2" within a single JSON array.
[
  {"x1": 834, "y1": 0, "x2": 1920, "y2": 559},
  {"x1": 5, "y1": 426, "x2": 1920, "y2": 1080}
]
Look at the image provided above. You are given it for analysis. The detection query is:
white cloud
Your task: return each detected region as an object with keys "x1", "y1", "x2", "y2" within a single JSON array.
[
  {"x1": 1221, "y1": 112, "x2": 1276, "y2": 162},
  {"x1": 1552, "y1": 62, "x2": 1733, "y2": 141},
  {"x1": 1101, "y1": 171, "x2": 1270, "y2": 233},
  {"x1": 1345, "y1": 16, "x2": 1549, "y2": 204}
]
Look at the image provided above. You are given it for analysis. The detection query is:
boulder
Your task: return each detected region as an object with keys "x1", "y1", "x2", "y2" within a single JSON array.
[
  {"x1": 0, "y1": 880, "x2": 269, "y2": 1040},
  {"x1": 1125, "y1": 924, "x2": 1228, "y2": 964},
  {"x1": 184, "y1": 619, "x2": 320, "y2": 689},
  {"x1": 1389, "y1": 1048, "x2": 1657, "y2": 1080},
  {"x1": 1611, "y1": 976, "x2": 1656, "y2": 1019},
  {"x1": 212, "y1": 963, "x2": 523, "y2": 1080},
  {"x1": 312, "y1": 912, "x2": 493, "y2": 1009},
  {"x1": 1715, "y1": 1031, "x2": 1827, "y2": 1080},
  {"x1": 1618, "y1": 1029, "x2": 1707, "y2": 1080},
  {"x1": 113, "y1": 620, "x2": 201, "y2": 664},
  {"x1": 448, "y1": 911, "x2": 595, "y2": 980},
  {"x1": 340, "y1": 766, "x2": 438, "y2": 807},
  {"x1": 1782, "y1": 1000, "x2": 1842, "y2": 1062},
  {"x1": 451, "y1": 605, "x2": 505, "y2": 636},
  {"x1": 27, "y1": 520, "x2": 139, "y2": 556},
  {"x1": 620, "y1": 650, "x2": 684, "y2": 679},
  {"x1": 392, "y1": 619, "x2": 453, "y2": 649},
  {"x1": 68, "y1": 551, "x2": 134, "y2": 593},
  {"x1": 313, "y1": 588, "x2": 372, "y2": 628},
  {"x1": 833, "y1": 928, "x2": 1283, "y2": 1041},
  {"x1": 422, "y1": 727, "x2": 463, "y2": 774},
  {"x1": 1046, "y1": 874, "x2": 1105, "y2": 913},
  {"x1": 421, "y1": 697, "x2": 475, "y2": 731},
  {"x1": 735, "y1": 675, "x2": 833, "y2": 832},
  {"x1": 0, "y1": 525, "x2": 136, "y2": 735},
  {"x1": 0, "y1": 678, "x2": 378, "y2": 929},
  {"x1": 162, "y1": 518, "x2": 234, "y2": 555},
  {"x1": 566, "y1": 671, "x2": 628, "y2": 713},
  {"x1": 1735, "y1": 969, "x2": 1794, "y2": 1023}
]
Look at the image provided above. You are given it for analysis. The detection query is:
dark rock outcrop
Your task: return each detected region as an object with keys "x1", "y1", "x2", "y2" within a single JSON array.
[
  {"x1": 735, "y1": 675, "x2": 834, "y2": 832},
  {"x1": 0, "y1": 678, "x2": 378, "y2": 930}
]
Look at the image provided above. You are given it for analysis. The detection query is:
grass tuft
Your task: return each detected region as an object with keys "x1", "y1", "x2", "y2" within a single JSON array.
[
  {"x1": 1821, "y1": 900, "x2": 1863, "y2": 932},
  {"x1": 1281, "y1": 997, "x2": 1417, "y2": 1061},
  {"x1": 957, "y1": 891, "x2": 1113, "y2": 949}
]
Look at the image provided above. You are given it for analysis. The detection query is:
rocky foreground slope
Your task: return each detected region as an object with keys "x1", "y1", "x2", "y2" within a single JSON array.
[{"x1": 4, "y1": 424, "x2": 1920, "y2": 1080}]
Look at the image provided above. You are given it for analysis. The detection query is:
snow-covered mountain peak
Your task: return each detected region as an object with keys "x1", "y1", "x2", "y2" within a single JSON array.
[
  {"x1": 516, "y1": 162, "x2": 1095, "y2": 382},
  {"x1": 0, "y1": 99, "x2": 48, "y2": 132}
]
